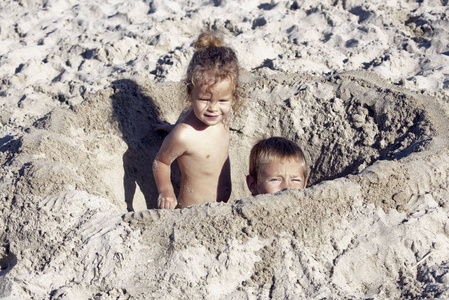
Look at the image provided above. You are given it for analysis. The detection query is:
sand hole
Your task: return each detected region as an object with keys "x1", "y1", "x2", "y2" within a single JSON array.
[
  {"x1": 228, "y1": 72, "x2": 432, "y2": 189},
  {"x1": 12, "y1": 72, "x2": 432, "y2": 211}
]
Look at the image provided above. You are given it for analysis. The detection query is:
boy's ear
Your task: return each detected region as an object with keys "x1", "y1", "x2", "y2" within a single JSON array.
[
  {"x1": 246, "y1": 175, "x2": 258, "y2": 196},
  {"x1": 304, "y1": 177, "x2": 308, "y2": 189}
]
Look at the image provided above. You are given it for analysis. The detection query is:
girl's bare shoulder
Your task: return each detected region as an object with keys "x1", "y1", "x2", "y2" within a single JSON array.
[{"x1": 168, "y1": 121, "x2": 197, "y2": 144}]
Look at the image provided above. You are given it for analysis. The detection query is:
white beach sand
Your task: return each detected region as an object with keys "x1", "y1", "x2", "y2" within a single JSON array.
[{"x1": 1, "y1": 0, "x2": 449, "y2": 299}]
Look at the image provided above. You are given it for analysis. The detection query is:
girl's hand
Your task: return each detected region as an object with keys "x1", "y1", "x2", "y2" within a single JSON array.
[{"x1": 157, "y1": 191, "x2": 177, "y2": 209}]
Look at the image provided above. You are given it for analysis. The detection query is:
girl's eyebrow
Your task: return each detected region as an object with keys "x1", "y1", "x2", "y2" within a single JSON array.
[
  {"x1": 199, "y1": 92, "x2": 232, "y2": 100},
  {"x1": 198, "y1": 92, "x2": 212, "y2": 99}
]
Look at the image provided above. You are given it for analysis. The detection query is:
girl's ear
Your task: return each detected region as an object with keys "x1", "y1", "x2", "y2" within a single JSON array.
[
  {"x1": 304, "y1": 177, "x2": 308, "y2": 189},
  {"x1": 246, "y1": 175, "x2": 258, "y2": 196}
]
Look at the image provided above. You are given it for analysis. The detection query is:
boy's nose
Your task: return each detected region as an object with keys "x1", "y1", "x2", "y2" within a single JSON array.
[{"x1": 281, "y1": 181, "x2": 290, "y2": 190}]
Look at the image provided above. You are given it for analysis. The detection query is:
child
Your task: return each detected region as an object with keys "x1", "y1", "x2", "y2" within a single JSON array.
[
  {"x1": 246, "y1": 137, "x2": 308, "y2": 196},
  {"x1": 153, "y1": 31, "x2": 243, "y2": 209}
]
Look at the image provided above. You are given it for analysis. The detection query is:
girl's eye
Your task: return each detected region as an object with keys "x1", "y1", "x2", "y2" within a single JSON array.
[{"x1": 219, "y1": 99, "x2": 230, "y2": 103}]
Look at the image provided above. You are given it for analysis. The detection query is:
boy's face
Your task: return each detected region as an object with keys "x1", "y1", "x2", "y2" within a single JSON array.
[
  {"x1": 190, "y1": 77, "x2": 233, "y2": 126},
  {"x1": 246, "y1": 158, "x2": 307, "y2": 196}
]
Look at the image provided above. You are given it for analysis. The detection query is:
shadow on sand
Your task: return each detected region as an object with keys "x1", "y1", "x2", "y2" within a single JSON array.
[{"x1": 111, "y1": 79, "x2": 180, "y2": 211}]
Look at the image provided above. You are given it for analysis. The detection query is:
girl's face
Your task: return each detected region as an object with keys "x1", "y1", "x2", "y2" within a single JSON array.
[{"x1": 190, "y1": 77, "x2": 234, "y2": 126}]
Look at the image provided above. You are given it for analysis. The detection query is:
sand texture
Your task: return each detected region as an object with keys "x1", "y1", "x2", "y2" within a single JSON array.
[{"x1": 1, "y1": 0, "x2": 449, "y2": 299}]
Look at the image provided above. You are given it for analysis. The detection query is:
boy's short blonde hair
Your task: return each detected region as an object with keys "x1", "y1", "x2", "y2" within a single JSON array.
[{"x1": 249, "y1": 137, "x2": 307, "y2": 182}]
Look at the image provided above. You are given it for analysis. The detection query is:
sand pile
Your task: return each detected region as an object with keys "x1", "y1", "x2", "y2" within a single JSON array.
[{"x1": 1, "y1": 0, "x2": 449, "y2": 299}]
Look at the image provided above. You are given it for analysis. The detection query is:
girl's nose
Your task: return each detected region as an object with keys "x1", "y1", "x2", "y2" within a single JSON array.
[{"x1": 208, "y1": 101, "x2": 218, "y2": 111}]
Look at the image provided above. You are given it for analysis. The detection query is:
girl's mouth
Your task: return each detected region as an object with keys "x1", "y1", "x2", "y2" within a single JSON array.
[{"x1": 205, "y1": 114, "x2": 219, "y2": 119}]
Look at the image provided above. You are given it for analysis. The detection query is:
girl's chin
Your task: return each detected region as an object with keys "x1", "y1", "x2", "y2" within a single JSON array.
[{"x1": 202, "y1": 118, "x2": 221, "y2": 124}]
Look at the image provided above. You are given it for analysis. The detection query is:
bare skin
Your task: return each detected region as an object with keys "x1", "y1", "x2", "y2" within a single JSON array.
[
  {"x1": 246, "y1": 158, "x2": 308, "y2": 196},
  {"x1": 153, "y1": 78, "x2": 233, "y2": 209}
]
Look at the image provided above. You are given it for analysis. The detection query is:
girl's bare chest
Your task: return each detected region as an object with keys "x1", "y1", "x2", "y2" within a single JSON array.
[{"x1": 186, "y1": 129, "x2": 229, "y2": 161}]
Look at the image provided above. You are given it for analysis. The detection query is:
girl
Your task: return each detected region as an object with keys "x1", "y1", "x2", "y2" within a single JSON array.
[{"x1": 153, "y1": 31, "x2": 243, "y2": 209}]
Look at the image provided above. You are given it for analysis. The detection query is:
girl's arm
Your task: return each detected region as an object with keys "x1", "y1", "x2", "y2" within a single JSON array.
[
  {"x1": 152, "y1": 127, "x2": 187, "y2": 209},
  {"x1": 153, "y1": 158, "x2": 176, "y2": 209}
]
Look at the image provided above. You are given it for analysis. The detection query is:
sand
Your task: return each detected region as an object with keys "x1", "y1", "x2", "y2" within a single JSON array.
[{"x1": 1, "y1": 0, "x2": 449, "y2": 299}]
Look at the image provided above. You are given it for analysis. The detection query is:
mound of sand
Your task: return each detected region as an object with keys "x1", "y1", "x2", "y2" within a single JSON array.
[
  {"x1": 1, "y1": 0, "x2": 449, "y2": 299},
  {"x1": 2, "y1": 70, "x2": 449, "y2": 299}
]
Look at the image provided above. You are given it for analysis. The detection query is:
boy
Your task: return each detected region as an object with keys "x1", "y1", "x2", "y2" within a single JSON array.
[{"x1": 246, "y1": 137, "x2": 308, "y2": 196}]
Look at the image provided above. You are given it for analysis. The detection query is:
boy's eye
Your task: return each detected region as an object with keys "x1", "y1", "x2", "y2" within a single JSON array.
[
  {"x1": 269, "y1": 178, "x2": 281, "y2": 182},
  {"x1": 219, "y1": 99, "x2": 230, "y2": 103}
]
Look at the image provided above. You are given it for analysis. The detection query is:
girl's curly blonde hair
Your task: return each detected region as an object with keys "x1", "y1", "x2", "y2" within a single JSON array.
[{"x1": 185, "y1": 31, "x2": 244, "y2": 114}]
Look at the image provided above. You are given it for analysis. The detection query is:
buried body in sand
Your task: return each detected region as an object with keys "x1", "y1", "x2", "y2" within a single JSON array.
[{"x1": 246, "y1": 137, "x2": 308, "y2": 196}]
